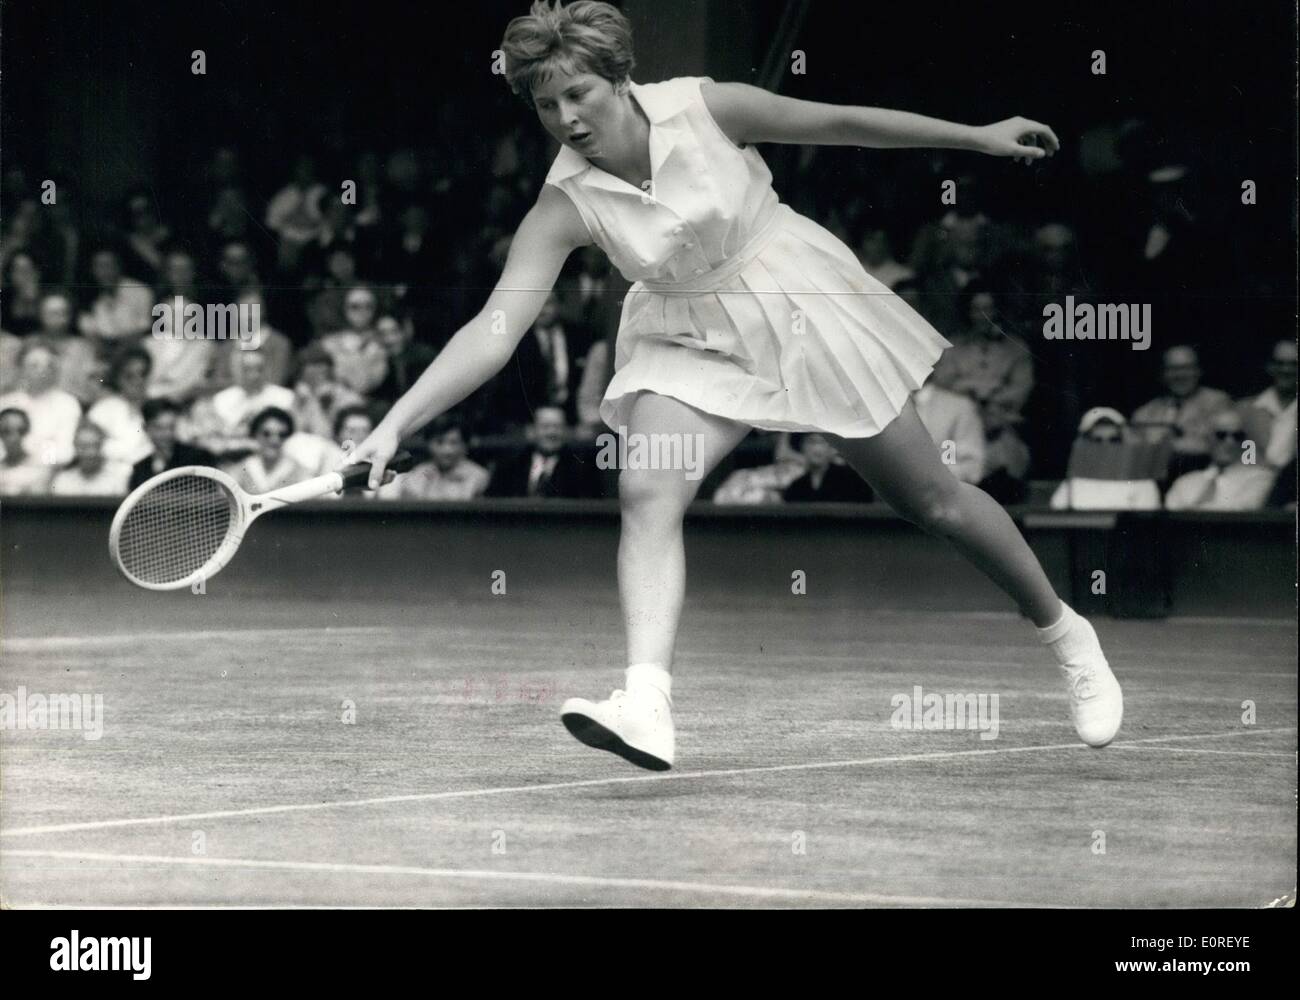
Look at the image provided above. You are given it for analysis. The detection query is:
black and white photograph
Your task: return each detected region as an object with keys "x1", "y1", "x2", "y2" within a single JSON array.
[{"x1": 0, "y1": 0, "x2": 1295, "y2": 969}]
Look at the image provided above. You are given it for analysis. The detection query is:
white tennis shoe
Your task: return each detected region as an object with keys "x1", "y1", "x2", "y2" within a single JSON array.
[
  {"x1": 561, "y1": 688, "x2": 675, "y2": 770},
  {"x1": 1058, "y1": 618, "x2": 1124, "y2": 747}
]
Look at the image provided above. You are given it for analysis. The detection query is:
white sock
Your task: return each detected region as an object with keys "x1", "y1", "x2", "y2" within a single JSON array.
[
  {"x1": 625, "y1": 663, "x2": 672, "y2": 706},
  {"x1": 1036, "y1": 603, "x2": 1098, "y2": 669}
]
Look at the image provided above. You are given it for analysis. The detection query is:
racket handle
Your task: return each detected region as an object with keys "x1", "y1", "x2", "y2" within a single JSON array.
[{"x1": 338, "y1": 450, "x2": 416, "y2": 490}]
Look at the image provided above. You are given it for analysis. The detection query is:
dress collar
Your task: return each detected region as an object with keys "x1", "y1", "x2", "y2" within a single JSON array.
[{"x1": 544, "y1": 79, "x2": 688, "y2": 194}]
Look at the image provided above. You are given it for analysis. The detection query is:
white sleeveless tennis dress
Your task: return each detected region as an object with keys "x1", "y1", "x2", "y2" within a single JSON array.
[{"x1": 544, "y1": 76, "x2": 950, "y2": 438}]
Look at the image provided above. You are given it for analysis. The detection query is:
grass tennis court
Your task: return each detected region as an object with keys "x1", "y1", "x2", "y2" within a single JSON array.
[{"x1": 1, "y1": 590, "x2": 1294, "y2": 907}]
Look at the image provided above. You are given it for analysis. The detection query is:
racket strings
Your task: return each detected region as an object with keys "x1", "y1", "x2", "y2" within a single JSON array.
[{"x1": 116, "y1": 474, "x2": 237, "y2": 585}]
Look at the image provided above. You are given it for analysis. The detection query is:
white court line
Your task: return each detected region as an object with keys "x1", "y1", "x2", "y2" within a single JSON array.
[
  {"x1": 0, "y1": 849, "x2": 1051, "y2": 907},
  {"x1": 3, "y1": 727, "x2": 1292, "y2": 839},
  {"x1": 0, "y1": 626, "x2": 393, "y2": 651},
  {"x1": 1110, "y1": 746, "x2": 1295, "y2": 758}
]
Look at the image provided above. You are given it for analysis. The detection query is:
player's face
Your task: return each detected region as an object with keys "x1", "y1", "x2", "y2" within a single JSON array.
[{"x1": 532, "y1": 69, "x2": 623, "y2": 160}]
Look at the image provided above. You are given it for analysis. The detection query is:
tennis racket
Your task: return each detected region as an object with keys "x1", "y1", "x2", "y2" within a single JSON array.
[{"x1": 109, "y1": 451, "x2": 415, "y2": 591}]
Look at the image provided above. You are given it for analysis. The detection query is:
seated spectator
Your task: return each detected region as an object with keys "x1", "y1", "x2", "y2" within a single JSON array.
[
  {"x1": 485, "y1": 405, "x2": 602, "y2": 499},
  {"x1": 305, "y1": 246, "x2": 359, "y2": 338},
  {"x1": 493, "y1": 292, "x2": 583, "y2": 429},
  {"x1": 204, "y1": 290, "x2": 294, "y2": 392},
  {"x1": 208, "y1": 349, "x2": 296, "y2": 443},
  {"x1": 373, "y1": 312, "x2": 437, "y2": 407},
  {"x1": 265, "y1": 154, "x2": 326, "y2": 272},
  {"x1": 912, "y1": 379, "x2": 984, "y2": 484},
  {"x1": 145, "y1": 289, "x2": 215, "y2": 406},
  {"x1": 713, "y1": 433, "x2": 807, "y2": 504},
  {"x1": 223, "y1": 407, "x2": 309, "y2": 494},
  {"x1": 1050, "y1": 407, "x2": 1162, "y2": 510},
  {"x1": 48, "y1": 420, "x2": 130, "y2": 496},
  {"x1": 782, "y1": 433, "x2": 873, "y2": 503},
  {"x1": 1, "y1": 251, "x2": 43, "y2": 334},
  {"x1": 0, "y1": 407, "x2": 52, "y2": 495},
  {"x1": 330, "y1": 405, "x2": 379, "y2": 498},
  {"x1": 854, "y1": 225, "x2": 914, "y2": 290},
  {"x1": 386, "y1": 415, "x2": 490, "y2": 501},
  {"x1": 77, "y1": 248, "x2": 154, "y2": 343},
  {"x1": 292, "y1": 344, "x2": 365, "y2": 440},
  {"x1": 930, "y1": 284, "x2": 1034, "y2": 423},
  {"x1": 0, "y1": 340, "x2": 83, "y2": 466},
  {"x1": 319, "y1": 286, "x2": 387, "y2": 395},
  {"x1": 121, "y1": 191, "x2": 171, "y2": 280},
  {"x1": 85, "y1": 347, "x2": 153, "y2": 465},
  {"x1": 129, "y1": 398, "x2": 217, "y2": 490},
  {"x1": 977, "y1": 399, "x2": 1032, "y2": 504},
  {"x1": 1131, "y1": 344, "x2": 1232, "y2": 480},
  {"x1": 34, "y1": 291, "x2": 100, "y2": 405},
  {"x1": 1241, "y1": 339, "x2": 1297, "y2": 472},
  {"x1": 1165, "y1": 408, "x2": 1276, "y2": 511}
]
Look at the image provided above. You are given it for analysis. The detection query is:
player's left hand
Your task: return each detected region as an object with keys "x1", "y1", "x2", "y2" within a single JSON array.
[{"x1": 977, "y1": 117, "x2": 1060, "y2": 164}]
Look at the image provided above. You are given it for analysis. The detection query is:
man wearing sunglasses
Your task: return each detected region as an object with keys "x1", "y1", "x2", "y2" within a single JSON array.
[{"x1": 1164, "y1": 409, "x2": 1276, "y2": 511}]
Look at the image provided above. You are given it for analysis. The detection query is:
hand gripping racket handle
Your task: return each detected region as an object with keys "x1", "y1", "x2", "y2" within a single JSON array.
[{"x1": 338, "y1": 450, "x2": 416, "y2": 490}]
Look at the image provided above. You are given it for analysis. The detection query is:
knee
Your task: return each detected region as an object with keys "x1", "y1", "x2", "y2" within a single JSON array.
[
  {"x1": 619, "y1": 468, "x2": 692, "y2": 524},
  {"x1": 900, "y1": 483, "x2": 967, "y2": 538}
]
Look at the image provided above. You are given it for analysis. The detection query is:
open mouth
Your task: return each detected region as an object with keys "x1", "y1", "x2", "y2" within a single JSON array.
[{"x1": 570, "y1": 131, "x2": 592, "y2": 146}]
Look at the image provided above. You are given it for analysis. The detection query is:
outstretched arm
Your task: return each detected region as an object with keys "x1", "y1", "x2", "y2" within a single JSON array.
[
  {"x1": 342, "y1": 185, "x2": 590, "y2": 487},
  {"x1": 701, "y1": 81, "x2": 1059, "y2": 163}
]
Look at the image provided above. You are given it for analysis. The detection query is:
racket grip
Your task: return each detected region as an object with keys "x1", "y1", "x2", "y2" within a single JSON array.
[{"x1": 339, "y1": 450, "x2": 416, "y2": 490}]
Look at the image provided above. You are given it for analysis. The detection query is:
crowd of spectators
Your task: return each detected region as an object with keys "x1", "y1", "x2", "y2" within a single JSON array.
[{"x1": 0, "y1": 127, "x2": 1294, "y2": 512}]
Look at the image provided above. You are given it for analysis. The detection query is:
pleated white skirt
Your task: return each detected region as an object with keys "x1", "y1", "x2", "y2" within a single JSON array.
[{"x1": 599, "y1": 205, "x2": 950, "y2": 438}]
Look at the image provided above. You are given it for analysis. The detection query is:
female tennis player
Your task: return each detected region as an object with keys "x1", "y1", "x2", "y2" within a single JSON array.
[{"x1": 344, "y1": 0, "x2": 1122, "y2": 769}]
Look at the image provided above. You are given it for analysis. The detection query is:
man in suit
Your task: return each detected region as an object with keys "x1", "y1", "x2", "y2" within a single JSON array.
[
  {"x1": 129, "y1": 398, "x2": 217, "y2": 490},
  {"x1": 492, "y1": 294, "x2": 588, "y2": 430},
  {"x1": 485, "y1": 405, "x2": 602, "y2": 499}
]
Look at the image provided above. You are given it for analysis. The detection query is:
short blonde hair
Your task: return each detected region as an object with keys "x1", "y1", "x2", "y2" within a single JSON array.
[{"x1": 501, "y1": 0, "x2": 635, "y2": 105}]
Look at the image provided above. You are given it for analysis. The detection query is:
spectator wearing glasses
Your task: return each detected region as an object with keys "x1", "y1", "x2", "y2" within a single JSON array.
[
  {"x1": 224, "y1": 407, "x2": 308, "y2": 494},
  {"x1": 319, "y1": 286, "x2": 387, "y2": 395},
  {"x1": 1164, "y1": 408, "x2": 1275, "y2": 511},
  {"x1": 1050, "y1": 407, "x2": 1161, "y2": 511}
]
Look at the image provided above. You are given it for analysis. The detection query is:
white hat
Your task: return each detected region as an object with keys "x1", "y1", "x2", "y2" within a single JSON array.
[{"x1": 1078, "y1": 407, "x2": 1127, "y2": 434}]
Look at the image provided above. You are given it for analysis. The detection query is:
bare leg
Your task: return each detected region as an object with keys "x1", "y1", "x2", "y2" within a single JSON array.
[
  {"x1": 829, "y1": 400, "x2": 1062, "y2": 627},
  {"x1": 617, "y1": 391, "x2": 752, "y2": 669}
]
